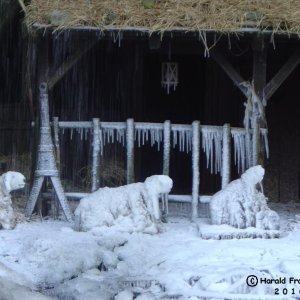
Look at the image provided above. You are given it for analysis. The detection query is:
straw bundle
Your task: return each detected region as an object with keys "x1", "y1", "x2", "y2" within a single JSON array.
[{"x1": 25, "y1": 0, "x2": 300, "y2": 34}]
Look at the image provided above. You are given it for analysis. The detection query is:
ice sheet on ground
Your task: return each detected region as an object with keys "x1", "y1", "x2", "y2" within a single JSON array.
[{"x1": 0, "y1": 203, "x2": 299, "y2": 299}]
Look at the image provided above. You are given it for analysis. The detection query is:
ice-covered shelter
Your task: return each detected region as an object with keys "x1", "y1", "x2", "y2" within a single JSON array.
[{"x1": 3, "y1": 1, "x2": 300, "y2": 217}]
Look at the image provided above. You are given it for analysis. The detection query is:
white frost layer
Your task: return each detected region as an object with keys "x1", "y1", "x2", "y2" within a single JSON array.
[
  {"x1": 0, "y1": 276, "x2": 51, "y2": 300},
  {"x1": 0, "y1": 203, "x2": 300, "y2": 299},
  {"x1": 210, "y1": 165, "x2": 280, "y2": 230},
  {"x1": 74, "y1": 175, "x2": 173, "y2": 233},
  {"x1": 0, "y1": 171, "x2": 26, "y2": 229}
]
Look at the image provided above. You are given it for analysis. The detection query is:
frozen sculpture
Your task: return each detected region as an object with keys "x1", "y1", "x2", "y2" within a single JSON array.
[
  {"x1": 25, "y1": 82, "x2": 72, "y2": 221},
  {"x1": 0, "y1": 171, "x2": 25, "y2": 229},
  {"x1": 74, "y1": 175, "x2": 173, "y2": 233},
  {"x1": 209, "y1": 165, "x2": 280, "y2": 230}
]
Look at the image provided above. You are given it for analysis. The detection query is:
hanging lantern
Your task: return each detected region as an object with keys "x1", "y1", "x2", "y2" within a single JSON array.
[{"x1": 161, "y1": 62, "x2": 178, "y2": 94}]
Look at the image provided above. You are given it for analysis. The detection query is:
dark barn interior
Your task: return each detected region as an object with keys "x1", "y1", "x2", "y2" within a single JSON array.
[
  {"x1": 2, "y1": 4, "x2": 300, "y2": 202},
  {"x1": 47, "y1": 33, "x2": 249, "y2": 195}
]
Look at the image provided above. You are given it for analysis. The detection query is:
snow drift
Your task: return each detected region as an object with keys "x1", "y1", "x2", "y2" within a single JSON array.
[
  {"x1": 209, "y1": 165, "x2": 280, "y2": 230},
  {"x1": 74, "y1": 175, "x2": 173, "y2": 233}
]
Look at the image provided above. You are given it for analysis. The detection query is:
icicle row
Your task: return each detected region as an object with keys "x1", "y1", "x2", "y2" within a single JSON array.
[
  {"x1": 135, "y1": 128, "x2": 163, "y2": 151},
  {"x1": 231, "y1": 130, "x2": 253, "y2": 174},
  {"x1": 201, "y1": 128, "x2": 222, "y2": 174},
  {"x1": 172, "y1": 130, "x2": 192, "y2": 153}
]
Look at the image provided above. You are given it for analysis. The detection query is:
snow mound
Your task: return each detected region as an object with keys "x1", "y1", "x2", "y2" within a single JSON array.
[
  {"x1": 74, "y1": 175, "x2": 173, "y2": 233},
  {"x1": 209, "y1": 165, "x2": 280, "y2": 231}
]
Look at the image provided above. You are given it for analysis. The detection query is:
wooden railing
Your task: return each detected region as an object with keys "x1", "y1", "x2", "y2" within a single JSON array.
[{"x1": 51, "y1": 117, "x2": 268, "y2": 218}]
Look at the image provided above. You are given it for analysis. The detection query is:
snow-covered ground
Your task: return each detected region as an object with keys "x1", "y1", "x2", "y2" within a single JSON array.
[{"x1": 1, "y1": 202, "x2": 300, "y2": 299}]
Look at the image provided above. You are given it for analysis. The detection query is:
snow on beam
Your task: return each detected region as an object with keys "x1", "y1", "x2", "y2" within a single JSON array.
[{"x1": 192, "y1": 121, "x2": 200, "y2": 219}]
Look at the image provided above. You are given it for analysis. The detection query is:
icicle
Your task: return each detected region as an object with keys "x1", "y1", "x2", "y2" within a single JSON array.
[
  {"x1": 172, "y1": 130, "x2": 178, "y2": 148},
  {"x1": 231, "y1": 130, "x2": 252, "y2": 174},
  {"x1": 99, "y1": 129, "x2": 103, "y2": 156},
  {"x1": 117, "y1": 128, "x2": 125, "y2": 146},
  {"x1": 70, "y1": 128, "x2": 73, "y2": 140},
  {"x1": 80, "y1": 128, "x2": 83, "y2": 140},
  {"x1": 261, "y1": 129, "x2": 269, "y2": 158},
  {"x1": 201, "y1": 128, "x2": 222, "y2": 174},
  {"x1": 84, "y1": 128, "x2": 88, "y2": 140},
  {"x1": 150, "y1": 129, "x2": 154, "y2": 147}
]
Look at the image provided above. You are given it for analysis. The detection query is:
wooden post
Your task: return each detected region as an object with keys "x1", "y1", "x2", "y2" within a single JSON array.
[
  {"x1": 252, "y1": 119, "x2": 260, "y2": 166},
  {"x1": 126, "y1": 118, "x2": 135, "y2": 184},
  {"x1": 163, "y1": 120, "x2": 171, "y2": 175},
  {"x1": 91, "y1": 118, "x2": 101, "y2": 192},
  {"x1": 252, "y1": 36, "x2": 267, "y2": 101},
  {"x1": 192, "y1": 121, "x2": 200, "y2": 220},
  {"x1": 221, "y1": 124, "x2": 231, "y2": 189}
]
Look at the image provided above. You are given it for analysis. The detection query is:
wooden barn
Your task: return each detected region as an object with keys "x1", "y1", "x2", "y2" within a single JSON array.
[{"x1": 2, "y1": 1, "x2": 300, "y2": 217}]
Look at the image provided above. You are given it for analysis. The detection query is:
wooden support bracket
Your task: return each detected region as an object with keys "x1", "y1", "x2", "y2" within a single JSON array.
[
  {"x1": 48, "y1": 40, "x2": 97, "y2": 90},
  {"x1": 210, "y1": 48, "x2": 248, "y2": 97},
  {"x1": 264, "y1": 46, "x2": 300, "y2": 102}
]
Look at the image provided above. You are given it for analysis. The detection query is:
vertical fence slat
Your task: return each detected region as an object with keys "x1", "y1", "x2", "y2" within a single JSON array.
[
  {"x1": 126, "y1": 118, "x2": 135, "y2": 184},
  {"x1": 163, "y1": 120, "x2": 171, "y2": 176},
  {"x1": 221, "y1": 123, "x2": 231, "y2": 189},
  {"x1": 252, "y1": 119, "x2": 260, "y2": 166},
  {"x1": 91, "y1": 118, "x2": 100, "y2": 192},
  {"x1": 192, "y1": 121, "x2": 200, "y2": 219}
]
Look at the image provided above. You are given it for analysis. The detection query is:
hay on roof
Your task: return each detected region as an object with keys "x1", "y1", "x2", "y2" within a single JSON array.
[{"x1": 25, "y1": 0, "x2": 300, "y2": 35}]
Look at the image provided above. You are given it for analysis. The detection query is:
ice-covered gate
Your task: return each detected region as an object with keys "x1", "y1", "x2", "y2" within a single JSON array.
[{"x1": 25, "y1": 83, "x2": 269, "y2": 219}]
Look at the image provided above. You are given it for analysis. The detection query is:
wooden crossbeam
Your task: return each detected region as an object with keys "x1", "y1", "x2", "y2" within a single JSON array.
[
  {"x1": 48, "y1": 40, "x2": 97, "y2": 90},
  {"x1": 210, "y1": 48, "x2": 248, "y2": 97},
  {"x1": 264, "y1": 46, "x2": 300, "y2": 101}
]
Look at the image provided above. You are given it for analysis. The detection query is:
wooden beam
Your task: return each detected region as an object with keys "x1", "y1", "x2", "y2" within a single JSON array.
[
  {"x1": 210, "y1": 48, "x2": 248, "y2": 97},
  {"x1": 264, "y1": 46, "x2": 300, "y2": 101},
  {"x1": 252, "y1": 36, "x2": 267, "y2": 100},
  {"x1": 48, "y1": 40, "x2": 96, "y2": 90}
]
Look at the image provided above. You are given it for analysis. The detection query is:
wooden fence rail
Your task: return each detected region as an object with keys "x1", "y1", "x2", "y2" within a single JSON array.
[{"x1": 52, "y1": 117, "x2": 266, "y2": 218}]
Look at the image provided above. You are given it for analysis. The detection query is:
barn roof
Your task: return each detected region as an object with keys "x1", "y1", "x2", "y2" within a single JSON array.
[{"x1": 24, "y1": 0, "x2": 300, "y2": 36}]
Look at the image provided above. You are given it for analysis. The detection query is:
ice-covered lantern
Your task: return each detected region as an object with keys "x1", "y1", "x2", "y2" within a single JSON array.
[{"x1": 161, "y1": 62, "x2": 178, "y2": 94}]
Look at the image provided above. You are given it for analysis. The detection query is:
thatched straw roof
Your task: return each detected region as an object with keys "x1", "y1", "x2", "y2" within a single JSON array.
[{"x1": 24, "y1": 0, "x2": 300, "y2": 35}]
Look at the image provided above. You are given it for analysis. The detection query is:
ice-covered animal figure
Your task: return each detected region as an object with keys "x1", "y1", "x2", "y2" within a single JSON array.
[
  {"x1": 0, "y1": 171, "x2": 26, "y2": 229},
  {"x1": 74, "y1": 175, "x2": 173, "y2": 233},
  {"x1": 209, "y1": 165, "x2": 280, "y2": 230}
]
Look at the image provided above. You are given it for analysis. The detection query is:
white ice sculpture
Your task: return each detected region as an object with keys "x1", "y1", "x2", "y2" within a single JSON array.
[
  {"x1": 0, "y1": 171, "x2": 26, "y2": 230},
  {"x1": 74, "y1": 175, "x2": 173, "y2": 233},
  {"x1": 209, "y1": 165, "x2": 280, "y2": 230}
]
